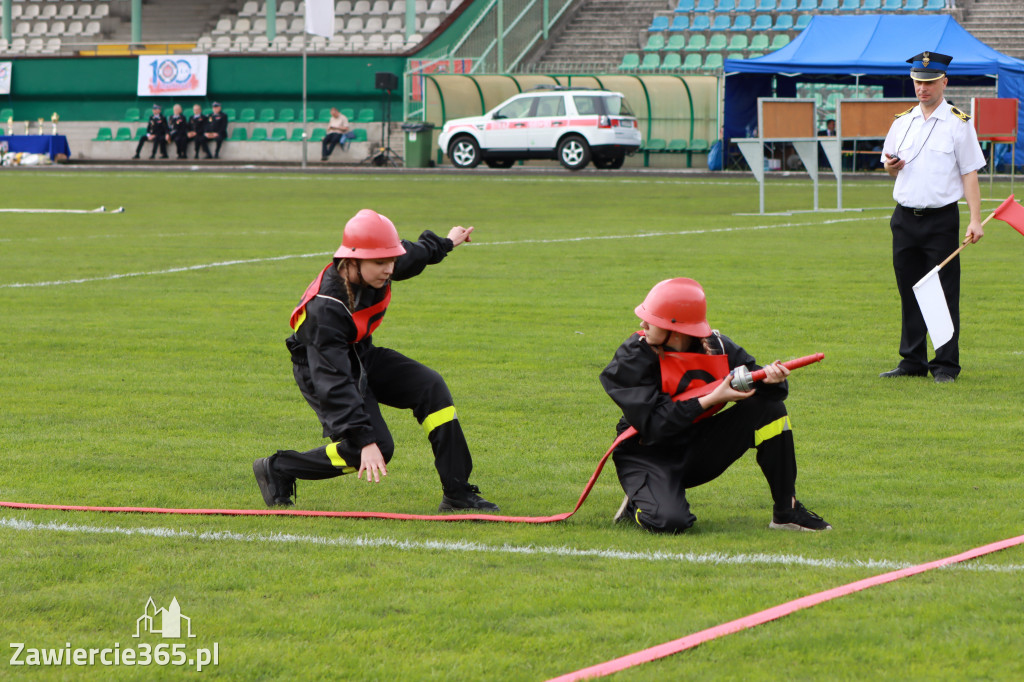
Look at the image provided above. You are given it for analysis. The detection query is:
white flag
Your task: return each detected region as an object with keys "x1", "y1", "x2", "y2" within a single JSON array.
[
  {"x1": 912, "y1": 266, "x2": 954, "y2": 349},
  {"x1": 305, "y1": 0, "x2": 335, "y2": 38}
]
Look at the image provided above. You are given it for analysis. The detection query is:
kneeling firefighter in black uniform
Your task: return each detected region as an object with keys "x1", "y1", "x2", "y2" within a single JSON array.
[
  {"x1": 254, "y1": 209, "x2": 499, "y2": 512},
  {"x1": 599, "y1": 278, "x2": 830, "y2": 533}
]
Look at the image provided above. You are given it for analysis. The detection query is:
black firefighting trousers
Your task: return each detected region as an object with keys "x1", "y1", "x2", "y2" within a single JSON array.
[
  {"x1": 612, "y1": 393, "x2": 796, "y2": 533},
  {"x1": 270, "y1": 346, "x2": 473, "y2": 495}
]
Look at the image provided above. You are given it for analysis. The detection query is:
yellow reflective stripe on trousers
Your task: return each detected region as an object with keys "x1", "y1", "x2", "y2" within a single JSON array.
[
  {"x1": 325, "y1": 442, "x2": 352, "y2": 470},
  {"x1": 422, "y1": 406, "x2": 457, "y2": 435},
  {"x1": 754, "y1": 415, "x2": 792, "y2": 447}
]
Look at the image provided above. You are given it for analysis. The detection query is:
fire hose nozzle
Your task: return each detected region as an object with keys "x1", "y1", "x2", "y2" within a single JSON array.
[{"x1": 730, "y1": 366, "x2": 754, "y2": 391}]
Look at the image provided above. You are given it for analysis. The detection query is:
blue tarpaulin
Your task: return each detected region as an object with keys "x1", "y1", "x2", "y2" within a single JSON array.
[{"x1": 723, "y1": 15, "x2": 1024, "y2": 166}]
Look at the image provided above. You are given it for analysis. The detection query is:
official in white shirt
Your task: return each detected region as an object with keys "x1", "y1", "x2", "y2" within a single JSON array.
[{"x1": 879, "y1": 52, "x2": 986, "y2": 384}]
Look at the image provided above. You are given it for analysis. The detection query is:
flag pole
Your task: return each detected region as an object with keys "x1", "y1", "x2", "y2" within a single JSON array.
[
  {"x1": 301, "y1": 32, "x2": 308, "y2": 169},
  {"x1": 936, "y1": 211, "x2": 997, "y2": 270}
]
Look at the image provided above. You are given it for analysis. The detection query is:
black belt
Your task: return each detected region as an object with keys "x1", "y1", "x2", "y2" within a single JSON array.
[{"x1": 897, "y1": 202, "x2": 957, "y2": 216}]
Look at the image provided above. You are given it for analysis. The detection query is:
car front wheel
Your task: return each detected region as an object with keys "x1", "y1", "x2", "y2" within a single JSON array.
[
  {"x1": 449, "y1": 137, "x2": 481, "y2": 168},
  {"x1": 557, "y1": 135, "x2": 590, "y2": 171}
]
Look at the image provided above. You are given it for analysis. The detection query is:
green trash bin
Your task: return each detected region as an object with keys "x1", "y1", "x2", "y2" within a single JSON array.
[{"x1": 401, "y1": 122, "x2": 435, "y2": 168}]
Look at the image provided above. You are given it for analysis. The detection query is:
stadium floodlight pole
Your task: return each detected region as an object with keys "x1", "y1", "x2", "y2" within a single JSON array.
[
  {"x1": 2, "y1": 0, "x2": 12, "y2": 44},
  {"x1": 131, "y1": 0, "x2": 141, "y2": 46}
]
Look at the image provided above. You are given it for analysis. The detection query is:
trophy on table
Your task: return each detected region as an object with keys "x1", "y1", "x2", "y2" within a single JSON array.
[
  {"x1": 37, "y1": 118, "x2": 45, "y2": 135},
  {"x1": 51, "y1": 113, "x2": 59, "y2": 135},
  {"x1": 5, "y1": 116, "x2": 11, "y2": 136}
]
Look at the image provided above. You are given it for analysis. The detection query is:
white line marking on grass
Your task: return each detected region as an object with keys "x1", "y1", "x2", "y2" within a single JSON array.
[
  {"x1": 0, "y1": 216, "x2": 869, "y2": 289},
  {"x1": 2, "y1": 517, "x2": 1020, "y2": 573},
  {"x1": 0, "y1": 206, "x2": 123, "y2": 214}
]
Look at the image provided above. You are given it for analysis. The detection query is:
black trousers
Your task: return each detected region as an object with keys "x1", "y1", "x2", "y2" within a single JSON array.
[
  {"x1": 890, "y1": 202, "x2": 961, "y2": 377},
  {"x1": 135, "y1": 135, "x2": 167, "y2": 158},
  {"x1": 172, "y1": 137, "x2": 189, "y2": 158},
  {"x1": 271, "y1": 346, "x2": 474, "y2": 494},
  {"x1": 612, "y1": 394, "x2": 796, "y2": 533},
  {"x1": 193, "y1": 136, "x2": 211, "y2": 158}
]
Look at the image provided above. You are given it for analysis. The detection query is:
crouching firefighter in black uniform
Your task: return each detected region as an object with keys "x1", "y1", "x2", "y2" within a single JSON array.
[
  {"x1": 599, "y1": 278, "x2": 830, "y2": 533},
  {"x1": 254, "y1": 209, "x2": 499, "y2": 512}
]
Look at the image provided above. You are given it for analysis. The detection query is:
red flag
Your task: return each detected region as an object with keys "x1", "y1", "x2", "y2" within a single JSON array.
[{"x1": 992, "y1": 194, "x2": 1024, "y2": 236}]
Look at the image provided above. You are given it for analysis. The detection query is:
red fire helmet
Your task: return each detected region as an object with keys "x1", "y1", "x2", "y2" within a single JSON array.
[
  {"x1": 334, "y1": 209, "x2": 408, "y2": 260},
  {"x1": 634, "y1": 278, "x2": 712, "y2": 337}
]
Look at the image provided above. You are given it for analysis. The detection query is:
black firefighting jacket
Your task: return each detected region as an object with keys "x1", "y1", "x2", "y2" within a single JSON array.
[
  {"x1": 286, "y1": 230, "x2": 453, "y2": 446},
  {"x1": 599, "y1": 333, "x2": 788, "y2": 447},
  {"x1": 145, "y1": 113, "x2": 168, "y2": 137}
]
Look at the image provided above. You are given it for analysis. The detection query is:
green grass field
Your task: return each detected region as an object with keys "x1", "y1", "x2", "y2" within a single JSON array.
[{"x1": 1, "y1": 169, "x2": 1022, "y2": 681}]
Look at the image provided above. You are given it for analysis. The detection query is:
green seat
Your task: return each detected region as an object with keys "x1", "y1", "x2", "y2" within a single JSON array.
[
  {"x1": 749, "y1": 34, "x2": 769, "y2": 51},
  {"x1": 688, "y1": 138, "x2": 710, "y2": 152},
  {"x1": 684, "y1": 34, "x2": 707, "y2": 51},
  {"x1": 727, "y1": 35, "x2": 749, "y2": 51},
  {"x1": 310, "y1": 128, "x2": 327, "y2": 142},
  {"x1": 351, "y1": 129, "x2": 368, "y2": 142},
  {"x1": 707, "y1": 34, "x2": 727, "y2": 51},
  {"x1": 317, "y1": 108, "x2": 333, "y2": 122},
  {"x1": 113, "y1": 127, "x2": 133, "y2": 141},
  {"x1": 356, "y1": 108, "x2": 375, "y2": 122},
  {"x1": 340, "y1": 108, "x2": 355, "y2": 120},
  {"x1": 618, "y1": 53, "x2": 641, "y2": 70},
  {"x1": 123, "y1": 107, "x2": 141, "y2": 122},
  {"x1": 289, "y1": 128, "x2": 306, "y2": 141},
  {"x1": 667, "y1": 139, "x2": 689, "y2": 152},
  {"x1": 93, "y1": 127, "x2": 113, "y2": 141},
  {"x1": 134, "y1": 127, "x2": 147, "y2": 141},
  {"x1": 704, "y1": 53, "x2": 724, "y2": 70},
  {"x1": 638, "y1": 53, "x2": 661, "y2": 71},
  {"x1": 269, "y1": 128, "x2": 288, "y2": 141},
  {"x1": 277, "y1": 108, "x2": 296, "y2": 123},
  {"x1": 303, "y1": 108, "x2": 315, "y2": 122},
  {"x1": 258, "y1": 108, "x2": 276, "y2": 122},
  {"x1": 645, "y1": 138, "x2": 667, "y2": 151},
  {"x1": 250, "y1": 128, "x2": 269, "y2": 141},
  {"x1": 238, "y1": 108, "x2": 257, "y2": 123},
  {"x1": 0, "y1": 107, "x2": 13, "y2": 120},
  {"x1": 769, "y1": 34, "x2": 791, "y2": 50},
  {"x1": 681, "y1": 53, "x2": 703, "y2": 70},
  {"x1": 222, "y1": 108, "x2": 237, "y2": 120},
  {"x1": 660, "y1": 53, "x2": 682, "y2": 70},
  {"x1": 746, "y1": 52, "x2": 764, "y2": 59},
  {"x1": 229, "y1": 128, "x2": 248, "y2": 141},
  {"x1": 643, "y1": 34, "x2": 665, "y2": 52},
  {"x1": 666, "y1": 34, "x2": 687, "y2": 51}
]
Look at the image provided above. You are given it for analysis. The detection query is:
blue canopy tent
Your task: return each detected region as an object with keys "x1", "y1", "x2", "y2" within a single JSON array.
[{"x1": 723, "y1": 15, "x2": 1024, "y2": 166}]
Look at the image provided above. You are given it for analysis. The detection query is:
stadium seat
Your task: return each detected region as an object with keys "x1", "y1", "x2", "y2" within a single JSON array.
[
  {"x1": 681, "y1": 53, "x2": 703, "y2": 71},
  {"x1": 123, "y1": 107, "x2": 141, "y2": 122},
  {"x1": 688, "y1": 138, "x2": 711, "y2": 152},
  {"x1": 75, "y1": 5, "x2": 93, "y2": 20},
  {"x1": 746, "y1": 52, "x2": 764, "y2": 59},
  {"x1": 134, "y1": 128, "x2": 147, "y2": 141},
  {"x1": 674, "y1": 0, "x2": 696, "y2": 10},
  {"x1": 839, "y1": 0, "x2": 858, "y2": 8},
  {"x1": 310, "y1": 128, "x2": 327, "y2": 142},
  {"x1": 755, "y1": 0, "x2": 777, "y2": 9},
  {"x1": 645, "y1": 138, "x2": 667, "y2": 151},
  {"x1": 113, "y1": 127, "x2": 132, "y2": 141},
  {"x1": 289, "y1": 128, "x2": 306, "y2": 141},
  {"x1": 749, "y1": 34, "x2": 769, "y2": 50},
  {"x1": 643, "y1": 34, "x2": 665, "y2": 51},
  {"x1": 733, "y1": 15, "x2": 752, "y2": 30},
  {"x1": 691, "y1": 15, "x2": 711, "y2": 30},
  {"x1": 238, "y1": 108, "x2": 256, "y2": 123},
  {"x1": 737, "y1": 0, "x2": 757, "y2": 9},
  {"x1": 638, "y1": 53, "x2": 661, "y2": 71},
  {"x1": 727, "y1": 35, "x2": 749, "y2": 51},
  {"x1": 220, "y1": 108, "x2": 236, "y2": 120},
  {"x1": 341, "y1": 108, "x2": 355, "y2": 119},
  {"x1": 372, "y1": 0, "x2": 392, "y2": 14},
  {"x1": 798, "y1": 0, "x2": 817, "y2": 8},
  {"x1": 41, "y1": 5, "x2": 58, "y2": 20},
  {"x1": 336, "y1": 0, "x2": 354, "y2": 12},
  {"x1": 862, "y1": 0, "x2": 881, "y2": 8},
  {"x1": 717, "y1": 0, "x2": 736, "y2": 10},
  {"x1": 819, "y1": 0, "x2": 839, "y2": 7},
  {"x1": 666, "y1": 34, "x2": 687, "y2": 51},
  {"x1": 660, "y1": 53, "x2": 683, "y2": 70},
  {"x1": 250, "y1": 128, "x2": 269, "y2": 141},
  {"x1": 258, "y1": 108, "x2": 276, "y2": 122},
  {"x1": 882, "y1": 0, "x2": 902, "y2": 9},
  {"x1": 351, "y1": 129, "x2": 368, "y2": 142},
  {"x1": 93, "y1": 127, "x2": 113, "y2": 141},
  {"x1": 710, "y1": 16, "x2": 730, "y2": 30},
  {"x1": 83, "y1": 21, "x2": 102, "y2": 37},
  {"x1": 304, "y1": 108, "x2": 315, "y2": 122},
  {"x1": 707, "y1": 34, "x2": 727, "y2": 51},
  {"x1": 316, "y1": 107, "x2": 333, "y2": 122},
  {"x1": 0, "y1": 108, "x2": 12, "y2": 121},
  {"x1": 774, "y1": 14, "x2": 794, "y2": 29},
  {"x1": 269, "y1": 128, "x2": 288, "y2": 141},
  {"x1": 795, "y1": 14, "x2": 811, "y2": 29},
  {"x1": 778, "y1": 0, "x2": 797, "y2": 9},
  {"x1": 383, "y1": 16, "x2": 403, "y2": 33},
  {"x1": 924, "y1": 0, "x2": 944, "y2": 7},
  {"x1": 667, "y1": 139, "x2": 688, "y2": 152},
  {"x1": 278, "y1": 108, "x2": 297, "y2": 123},
  {"x1": 684, "y1": 34, "x2": 707, "y2": 51},
  {"x1": 648, "y1": 16, "x2": 669, "y2": 31},
  {"x1": 704, "y1": 53, "x2": 724, "y2": 70},
  {"x1": 66, "y1": 21, "x2": 84, "y2": 37},
  {"x1": 752, "y1": 14, "x2": 772, "y2": 30},
  {"x1": 232, "y1": 18, "x2": 252, "y2": 35},
  {"x1": 618, "y1": 53, "x2": 640, "y2": 71},
  {"x1": 770, "y1": 33, "x2": 791, "y2": 49},
  {"x1": 356, "y1": 108, "x2": 375, "y2": 122},
  {"x1": 229, "y1": 128, "x2": 248, "y2": 141},
  {"x1": 694, "y1": 0, "x2": 715, "y2": 10},
  {"x1": 670, "y1": 15, "x2": 689, "y2": 30},
  {"x1": 903, "y1": 0, "x2": 923, "y2": 8},
  {"x1": 240, "y1": 1, "x2": 260, "y2": 17}
]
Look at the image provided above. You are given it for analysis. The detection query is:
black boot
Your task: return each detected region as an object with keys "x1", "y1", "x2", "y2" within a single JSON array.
[
  {"x1": 253, "y1": 456, "x2": 296, "y2": 506},
  {"x1": 438, "y1": 484, "x2": 499, "y2": 512}
]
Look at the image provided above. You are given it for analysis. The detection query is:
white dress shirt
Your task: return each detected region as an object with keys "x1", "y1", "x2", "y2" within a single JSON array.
[{"x1": 881, "y1": 99, "x2": 986, "y2": 209}]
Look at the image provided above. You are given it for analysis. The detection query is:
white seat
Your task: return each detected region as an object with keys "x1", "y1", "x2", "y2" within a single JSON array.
[
  {"x1": 353, "y1": 0, "x2": 371, "y2": 13},
  {"x1": 448, "y1": 0, "x2": 463, "y2": 10},
  {"x1": 46, "y1": 20, "x2": 65, "y2": 36},
  {"x1": 57, "y1": 4, "x2": 74, "y2": 18},
  {"x1": 13, "y1": 21, "x2": 31, "y2": 35},
  {"x1": 10, "y1": 5, "x2": 23, "y2": 18},
  {"x1": 213, "y1": 35, "x2": 232, "y2": 51},
  {"x1": 415, "y1": 0, "x2": 427, "y2": 12},
  {"x1": 309, "y1": 35, "x2": 326, "y2": 49},
  {"x1": 41, "y1": 36, "x2": 60, "y2": 53},
  {"x1": 0, "y1": 38, "x2": 8, "y2": 53},
  {"x1": 343, "y1": 16, "x2": 363, "y2": 33},
  {"x1": 10, "y1": 38, "x2": 28, "y2": 53},
  {"x1": 328, "y1": 34, "x2": 347, "y2": 50},
  {"x1": 211, "y1": 18, "x2": 231, "y2": 36},
  {"x1": 365, "y1": 16, "x2": 382, "y2": 31},
  {"x1": 288, "y1": 17, "x2": 304, "y2": 33},
  {"x1": 65, "y1": 20, "x2": 83, "y2": 35},
  {"x1": 21, "y1": 4, "x2": 39, "y2": 18},
  {"x1": 27, "y1": 37, "x2": 45, "y2": 53},
  {"x1": 274, "y1": 17, "x2": 287, "y2": 33},
  {"x1": 92, "y1": 4, "x2": 108, "y2": 18},
  {"x1": 370, "y1": 0, "x2": 389, "y2": 13},
  {"x1": 250, "y1": 17, "x2": 266, "y2": 33},
  {"x1": 250, "y1": 34, "x2": 269, "y2": 51},
  {"x1": 386, "y1": 33, "x2": 404, "y2": 50},
  {"x1": 74, "y1": 4, "x2": 91, "y2": 19},
  {"x1": 31, "y1": 21, "x2": 48, "y2": 35},
  {"x1": 426, "y1": 0, "x2": 446, "y2": 14},
  {"x1": 420, "y1": 16, "x2": 439, "y2": 32},
  {"x1": 194, "y1": 35, "x2": 213, "y2": 51},
  {"x1": 335, "y1": 1, "x2": 352, "y2": 13},
  {"x1": 382, "y1": 16, "x2": 402, "y2": 32},
  {"x1": 232, "y1": 35, "x2": 251, "y2": 52},
  {"x1": 82, "y1": 20, "x2": 100, "y2": 36},
  {"x1": 239, "y1": 0, "x2": 259, "y2": 17},
  {"x1": 389, "y1": 1, "x2": 405, "y2": 14},
  {"x1": 333, "y1": 16, "x2": 345, "y2": 32},
  {"x1": 40, "y1": 4, "x2": 57, "y2": 19},
  {"x1": 288, "y1": 34, "x2": 305, "y2": 50},
  {"x1": 347, "y1": 33, "x2": 365, "y2": 50},
  {"x1": 279, "y1": 0, "x2": 296, "y2": 14},
  {"x1": 271, "y1": 35, "x2": 290, "y2": 51},
  {"x1": 365, "y1": 33, "x2": 385, "y2": 50},
  {"x1": 405, "y1": 32, "x2": 422, "y2": 48},
  {"x1": 231, "y1": 18, "x2": 251, "y2": 34}
]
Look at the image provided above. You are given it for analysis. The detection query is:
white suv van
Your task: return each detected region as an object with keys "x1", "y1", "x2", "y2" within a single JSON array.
[{"x1": 437, "y1": 87, "x2": 642, "y2": 171}]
